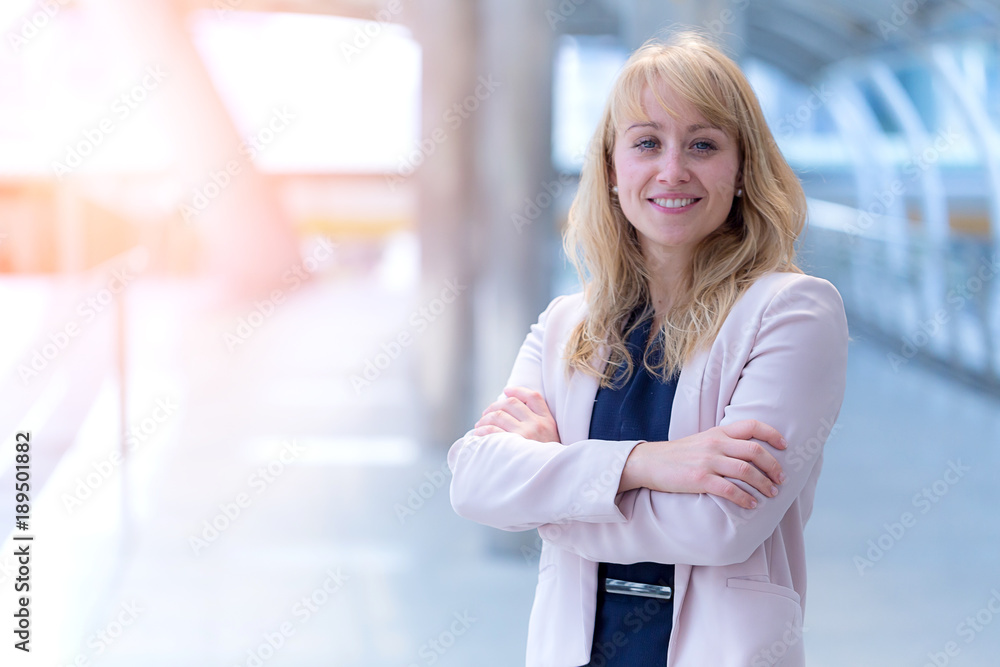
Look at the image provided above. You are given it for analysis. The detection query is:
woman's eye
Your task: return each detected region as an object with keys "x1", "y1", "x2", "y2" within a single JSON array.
[
  {"x1": 635, "y1": 138, "x2": 657, "y2": 151},
  {"x1": 692, "y1": 140, "x2": 716, "y2": 152}
]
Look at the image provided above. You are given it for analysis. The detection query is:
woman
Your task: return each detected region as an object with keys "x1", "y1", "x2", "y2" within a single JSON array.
[{"x1": 448, "y1": 31, "x2": 848, "y2": 667}]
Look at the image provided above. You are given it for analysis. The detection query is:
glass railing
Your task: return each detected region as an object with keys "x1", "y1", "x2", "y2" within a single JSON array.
[{"x1": 802, "y1": 198, "x2": 999, "y2": 389}]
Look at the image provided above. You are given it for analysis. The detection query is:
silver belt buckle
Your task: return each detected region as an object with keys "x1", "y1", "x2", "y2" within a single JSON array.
[{"x1": 604, "y1": 577, "x2": 673, "y2": 600}]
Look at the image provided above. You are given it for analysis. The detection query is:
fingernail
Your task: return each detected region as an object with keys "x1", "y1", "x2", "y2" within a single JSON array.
[
  {"x1": 770, "y1": 485, "x2": 779, "y2": 497},
  {"x1": 750, "y1": 499, "x2": 758, "y2": 509},
  {"x1": 778, "y1": 472, "x2": 787, "y2": 484},
  {"x1": 780, "y1": 438, "x2": 788, "y2": 448}
]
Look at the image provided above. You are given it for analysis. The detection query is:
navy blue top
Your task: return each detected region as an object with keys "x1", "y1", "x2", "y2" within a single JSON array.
[{"x1": 581, "y1": 309, "x2": 676, "y2": 667}]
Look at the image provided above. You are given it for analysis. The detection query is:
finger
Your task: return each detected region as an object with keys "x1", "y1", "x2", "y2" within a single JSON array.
[
  {"x1": 481, "y1": 394, "x2": 517, "y2": 415},
  {"x1": 473, "y1": 425, "x2": 504, "y2": 436},
  {"x1": 703, "y1": 476, "x2": 758, "y2": 510},
  {"x1": 481, "y1": 399, "x2": 505, "y2": 415},
  {"x1": 722, "y1": 419, "x2": 786, "y2": 451},
  {"x1": 726, "y1": 438, "x2": 786, "y2": 485},
  {"x1": 502, "y1": 396, "x2": 536, "y2": 421},
  {"x1": 503, "y1": 386, "x2": 551, "y2": 417},
  {"x1": 475, "y1": 409, "x2": 521, "y2": 432},
  {"x1": 481, "y1": 397, "x2": 532, "y2": 422},
  {"x1": 474, "y1": 411, "x2": 499, "y2": 428},
  {"x1": 715, "y1": 457, "x2": 779, "y2": 498}
]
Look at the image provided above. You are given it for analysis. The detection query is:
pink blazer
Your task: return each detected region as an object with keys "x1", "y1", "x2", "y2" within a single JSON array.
[{"x1": 448, "y1": 272, "x2": 848, "y2": 667}]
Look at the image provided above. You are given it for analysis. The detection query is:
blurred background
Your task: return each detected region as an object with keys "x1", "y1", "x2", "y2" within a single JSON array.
[{"x1": 0, "y1": 0, "x2": 998, "y2": 665}]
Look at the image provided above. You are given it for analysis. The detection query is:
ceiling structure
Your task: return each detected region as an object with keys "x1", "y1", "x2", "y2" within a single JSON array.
[{"x1": 178, "y1": 0, "x2": 999, "y2": 84}]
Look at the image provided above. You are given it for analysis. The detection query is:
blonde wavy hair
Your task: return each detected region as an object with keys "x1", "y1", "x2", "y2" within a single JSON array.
[{"x1": 563, "y1": 30, "x2": 806, "y2": 387}]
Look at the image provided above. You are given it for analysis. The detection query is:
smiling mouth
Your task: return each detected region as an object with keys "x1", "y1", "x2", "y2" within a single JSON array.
[{"x1": 650, "y1": 197, "x2": 700, "y2": 209}]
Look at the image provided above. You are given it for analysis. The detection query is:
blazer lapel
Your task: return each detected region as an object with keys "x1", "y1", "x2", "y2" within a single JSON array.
[
  {"x1": 666, "y1": 349, "x2": 709, "y2": 664},
  {"x1": 670, "y1": 348, "x2": 707, "y2": 442},
  {"x1": 557, "y1": 343, "x2": 608, "y2": 446}
]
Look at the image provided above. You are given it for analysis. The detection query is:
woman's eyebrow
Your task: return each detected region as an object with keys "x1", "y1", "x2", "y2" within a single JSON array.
[
  {"x1": 623, "y1": 121, "x2": 725, "y2": 134},
  {"x1": 624, "y1": 121, "x2": 659, "y2": 133},
  {"x1": 687, "y1": 123, "x2": 724, "y2": 133}
]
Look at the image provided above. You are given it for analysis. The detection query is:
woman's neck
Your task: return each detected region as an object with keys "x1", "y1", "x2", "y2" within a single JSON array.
[{"x1": 643, "y1": 246, "x2": 692, "y2": 317}]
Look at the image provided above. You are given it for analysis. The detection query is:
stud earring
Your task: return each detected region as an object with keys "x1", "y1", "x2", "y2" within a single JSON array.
[
  {"x1": 611, "y1": 185, "x2": 618, "y2": 195},
  {"x1": 736, "y1": 188, "x2": 743, "y2": 197}
]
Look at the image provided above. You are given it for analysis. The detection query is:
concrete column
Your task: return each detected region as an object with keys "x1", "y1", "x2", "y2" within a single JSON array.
[
  {"x1": 405, "y1": 0, "x2": 559, "y2": 449},
  {"x1": 473, "y1": 0, "x2": 557, "y2": 420},
  {"x1": 404, "y1": 0, "x2": 480, "y2": 447}
]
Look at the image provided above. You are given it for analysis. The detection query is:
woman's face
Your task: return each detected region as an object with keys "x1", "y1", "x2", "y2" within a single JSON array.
[{"x1": 611, "y1": 83, "x2": 742, "y2": 266}]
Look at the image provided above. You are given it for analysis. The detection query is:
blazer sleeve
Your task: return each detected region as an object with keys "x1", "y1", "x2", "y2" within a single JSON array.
[
  {"x1": 448, "y1": 295, "x2": 641, "y2": 532},
  {"x1": 536, "y1": 277, "x2": 849, "y2": 566}
]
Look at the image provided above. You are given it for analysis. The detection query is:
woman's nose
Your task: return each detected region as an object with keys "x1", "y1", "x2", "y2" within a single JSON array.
[{"x1": 656, "y1": 149, "x2": 690, "y2": 184}]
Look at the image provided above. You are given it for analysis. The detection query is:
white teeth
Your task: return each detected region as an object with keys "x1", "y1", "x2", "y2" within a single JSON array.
[{"x1": 652, "y1": 198, "x2": 697, "y2": 209}]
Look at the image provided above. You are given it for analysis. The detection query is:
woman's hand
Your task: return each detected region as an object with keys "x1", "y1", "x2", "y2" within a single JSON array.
[
  {"x1": 473, "y1": 386, "x2": 561, "y2": 444},
  {"x1": 619, "y1": 419, "x2": 787, "y2": 510}
]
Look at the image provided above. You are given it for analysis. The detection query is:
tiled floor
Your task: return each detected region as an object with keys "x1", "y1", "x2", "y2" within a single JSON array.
[{"x1": 2, "y1": 245, "x2": 999, "y2": 666}]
